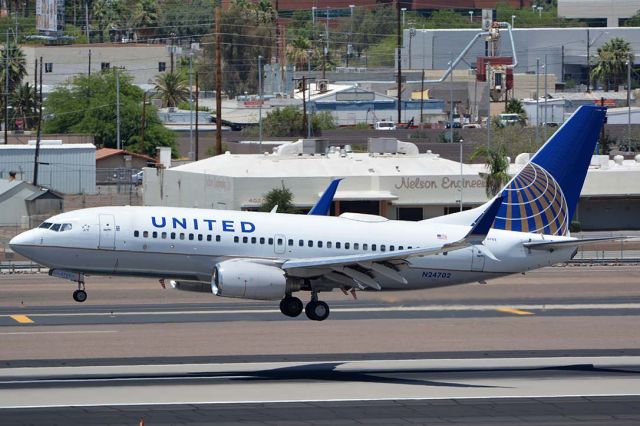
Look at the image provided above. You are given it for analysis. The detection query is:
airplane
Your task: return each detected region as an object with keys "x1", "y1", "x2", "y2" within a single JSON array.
[{"x1": 10, "y1": 105, "x2": 613, "y2": 321}]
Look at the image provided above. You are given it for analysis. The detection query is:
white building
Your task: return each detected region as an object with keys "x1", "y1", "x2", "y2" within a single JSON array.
[
  {"x1": 0, "y1": 143, "x2": 96, "y2": 194},
  {"x1": 143, "y1": 139, "x2": 640, "y2": 230},
  {"x1": 558, "y1": 0, "x2": 640, "y2": 27}
]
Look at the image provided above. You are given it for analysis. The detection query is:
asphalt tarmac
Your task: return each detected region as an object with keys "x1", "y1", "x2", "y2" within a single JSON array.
[{"x1": 1, "y1": 265, "x2": 639, "y2": 424}]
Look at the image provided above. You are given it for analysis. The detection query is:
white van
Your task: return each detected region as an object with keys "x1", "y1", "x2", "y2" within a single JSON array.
[{"x1": 374, "y1": 120, "x2": 396, "y2": 130}]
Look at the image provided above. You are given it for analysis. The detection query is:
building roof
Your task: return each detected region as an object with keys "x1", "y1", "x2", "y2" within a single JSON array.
[
  {"x1": 171, "y1": 149, "x2": 476, "y2": 178},
  {"x1": 96, "y1": 148, "x2": 155, "y2": 162},
  {"x1": 0, "y1": 180, "x2": 62, "y2": 204}
]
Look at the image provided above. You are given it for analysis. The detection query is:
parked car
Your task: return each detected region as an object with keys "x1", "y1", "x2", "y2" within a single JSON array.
[
  {"x1": 374, "y1": 120, "x2": 396, "y2": 130},
  {"x1": 497, "y1": 113, "x2": 525, "y2": 127},
  {"x1": 463, "y1": 123, "x2": 482, "y2": 129},
  {"x1": 132, "y1": 170, "x2": 144, "y2": 185}
]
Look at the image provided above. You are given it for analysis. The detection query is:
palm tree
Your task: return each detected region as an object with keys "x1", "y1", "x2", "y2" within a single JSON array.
[
  {"x1": 133, "y1": 0, "x2": 159, "y2": 41},
  {"x1": 470, "y1": 144, "x2": 511, "y2": 198},
  {"x1": 591, "y1": 37, "x2": 633, "y2": 91},
  {"x1": 154, "y1": 71, "x2": 189, "y2": 108},
  {"x1": 0, "y1": 42, "x2": 27, "y2": 94},
  {"x1": 10, "y1": 82, "x2": 37, "y2": 130},
  {"x1": 286, "y1": 37, "x2": 313, "y2": 69}
]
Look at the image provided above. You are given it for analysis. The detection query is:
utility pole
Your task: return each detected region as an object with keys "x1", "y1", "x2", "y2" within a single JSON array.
[
  {"x1": 140, "y1": 92, "x2": 146, "y2": 154},
  {"x1": 535, "y1": 58, "x2": 540, "y2": 145},
  {"x1": 586, "y1": 29, "x2": 590, "y2": 92},
  {"x1": 486, "y1": 62, "x2": 491, "y2": 148},
  {"x1": 34, "y1": 57, "x2": 37, "y2": 93},
  {"x1": 85, "y1": 1, "x2": 89, "y2": 41},
  {"x1": 33, "y1": 58, "x2": 43, "y2": 186},
  {"x1": 307, "y1": 53, "x2": 312, "y2": 138},
  {"x1": 258, "y1": 55, "x2": 263, "y2": 150},
  {"x1": 215, "y1": 0, "x2": 222, "y2": 155},
  {"x1": 300, "y1": 76, "x2": 307, "y2": 134},
  {"x1": 396, "y1": 1, "x2": 402, "y2": 124},
  {"x1": 449, "y1": 52, "x2": 454, "y2": 143},
  {"x1": 322, "y1": 7, "x2": 328, "y2": 80},
  {"x1": 88, "y1": 48, "x2": 91, "y2": 77},
  {"x1": 419, "y1": 68, "x2": 425, "y2": 127},
  {"x1": 195, "y1": 72, "x2": 199, "y2": 160},
  {"x1": 188, "y1": 52, "x2": 193, "y2": 160},
  {"x1": 5, "y1": 29, "x2": 9, "y2": 145},
  {"x1": 628, "y1": 52, "x2": 632, "y2": 155},
  {"x1": 544, "y1": 54, "x2": 548, "y2": 140},
  {"x1": 116, "y1": 68, "x2": 121, "y2": 150}
]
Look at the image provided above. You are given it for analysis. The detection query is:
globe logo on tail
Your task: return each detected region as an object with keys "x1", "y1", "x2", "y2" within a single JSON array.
[{"x1": 493, "y1": 162, "x2": 569, "y2": 236}]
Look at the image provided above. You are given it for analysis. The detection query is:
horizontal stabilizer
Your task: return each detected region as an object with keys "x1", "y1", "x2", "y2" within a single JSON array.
[{"x1": 523, "y1": 236, "x2": 633, "y2": 251}]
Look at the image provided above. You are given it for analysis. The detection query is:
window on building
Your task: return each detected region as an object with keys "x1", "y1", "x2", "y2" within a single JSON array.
[
  {"x1": 158, "y1": 62, "x2": 166, "y2": 72},
  {"x1": 44, "y1": 63, "x2": 53, "y2": 73},
  {"x1": 101, "y1": 62, "x2": 110, "y2": 70},
  {"x1": 397, "y1": 207, "x2": 424, "y2": 221}
]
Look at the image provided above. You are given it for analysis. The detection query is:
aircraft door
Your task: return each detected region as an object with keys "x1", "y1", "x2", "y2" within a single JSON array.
[
  {"x1": 98, "y1": 214, "x2": 116, "y2": 250},
  {"x1": 274, "y1": 234, "x2": 286, "y2": 255},
  {"x1": 471, "y1": 246, "x2": 485, "y2": 271}
]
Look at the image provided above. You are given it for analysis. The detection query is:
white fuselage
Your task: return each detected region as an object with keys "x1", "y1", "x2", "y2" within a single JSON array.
[{"x1": 11, "y1": 206, "x2": 577, "y2": 292}]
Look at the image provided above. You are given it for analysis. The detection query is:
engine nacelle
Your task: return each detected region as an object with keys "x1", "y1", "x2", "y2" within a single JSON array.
[{"x1": 212, "y1": 259, "x2": 288, "y2": 300}]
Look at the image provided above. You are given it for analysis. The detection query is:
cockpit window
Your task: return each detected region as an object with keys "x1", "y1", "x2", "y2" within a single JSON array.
[
  {"x1": 60, "y1": 223, "x2": 72, "y2": 232},
  {"x1": 50, "y1": 223, "x2": 61, "y2": 232},
  {"x1": 39, "y1": 222, "x2": 52, "y2": 229}
]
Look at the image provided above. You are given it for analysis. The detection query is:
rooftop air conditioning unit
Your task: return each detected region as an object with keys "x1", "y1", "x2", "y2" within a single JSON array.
[{"x1": 316, "y1": 79, "x2": 328, "y2": 93}]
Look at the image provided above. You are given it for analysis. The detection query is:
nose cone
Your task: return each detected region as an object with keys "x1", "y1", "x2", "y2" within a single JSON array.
[{"x1": 9, "y1": 230, "x2": 37, "y2": 258}]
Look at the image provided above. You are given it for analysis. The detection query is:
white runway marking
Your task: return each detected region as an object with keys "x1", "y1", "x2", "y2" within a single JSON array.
[{"x1": 3, "y1": 303, "x2": 640, "y2": 317}]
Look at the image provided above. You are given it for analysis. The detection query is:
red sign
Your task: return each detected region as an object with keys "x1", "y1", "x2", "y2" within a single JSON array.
[{"x1": 243, "y1": 100, "x2": 264, "y2": 108}]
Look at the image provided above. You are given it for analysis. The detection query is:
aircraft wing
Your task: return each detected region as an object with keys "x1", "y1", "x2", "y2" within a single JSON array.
[
  {"x1": 282, "y1": 195, "x2": 505, "y2": 290},
  {"x1": 523, "y1": 236, "x2": 634, "y2": 251}
]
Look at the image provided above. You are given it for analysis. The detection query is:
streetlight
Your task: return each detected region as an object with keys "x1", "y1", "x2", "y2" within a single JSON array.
[
  {"x1": 258, "y1": 55, "x2": 263, "y2": 150},
  {"x1": 511, "y1": 15, "x2": 516, "y2": 28},
  {"x1": 347, "y1": 4, "x2": 355, "y2": 67},
  {"x1": 401, "y1": 7, "x2": 407, "y2": 29},
  {"x1": 469, "y1": 11, "x2": 473, "y2": 23},
  {"x1": 627, "y1": 53, "x2": 633, "y2": 154}
]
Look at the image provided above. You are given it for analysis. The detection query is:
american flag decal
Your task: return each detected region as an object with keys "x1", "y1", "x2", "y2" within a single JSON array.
[{"x1": 437, "y1": 234, "x2": 447, "y2": 240}]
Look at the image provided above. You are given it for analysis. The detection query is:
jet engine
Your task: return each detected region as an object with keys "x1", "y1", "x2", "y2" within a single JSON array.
[{"x1": 212, "y1": 259, "x2": 294, "y2": 300}]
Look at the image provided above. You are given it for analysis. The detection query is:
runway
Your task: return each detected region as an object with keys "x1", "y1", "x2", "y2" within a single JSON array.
[{"x1": 1, "y1": 265, "x2": 640, "y2": 424}]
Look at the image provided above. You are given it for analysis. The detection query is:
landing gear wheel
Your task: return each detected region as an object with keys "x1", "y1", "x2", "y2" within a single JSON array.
[
  {"x1": 279, "y1": 296, "x2": 303, "y2": 317},
  {"x1": 305, "y1": 300, "x2": 330, "y2": 321},
  {"x1": 72, "y1": 289, "x2": 87, "y2": 303}
]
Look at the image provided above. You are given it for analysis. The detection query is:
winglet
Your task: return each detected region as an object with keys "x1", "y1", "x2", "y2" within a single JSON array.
[
  {"x1": 308, "y1": 178, "x2": 343, "y2": 216},
  {"x1": 468, "y1": 194, "x2": 505, "y2": 240}
]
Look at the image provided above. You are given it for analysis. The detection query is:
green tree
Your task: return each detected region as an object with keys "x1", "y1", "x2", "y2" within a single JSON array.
[
  {"x1": 261, "y1": 106, "x2": 333, "y2": 137},
  {"x1": 0, "y1": 41, "x2": 26, "y2": 94},
  {"x1": 10, "y1": 82, "x2": 37, "y2": 130},
  {"x1": 470, "y1": 144, "x2": 511, "y2": 198},
  {"x1": 43, "y1": 70, "x2": 176, "y2": 156},
  {"x1": 590, "y1": 37, "x2": 634, "y2": 91},
  {"x1": 154, "y1": 71, "x2": 189, "y2": 108},
  {"x1": 259, "y1": 185, "x2": 297, "y2": 214},
  {"x1": 624, "y1": 10, "x2": 640, "y2": 27},
  {"x1": 286, "y1": 36, "x2": 313, "y2": 69}
]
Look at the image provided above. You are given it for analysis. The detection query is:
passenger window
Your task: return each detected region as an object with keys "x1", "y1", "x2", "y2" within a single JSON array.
[
  {"x1": 327, "y1": 242, "x2": 332, "y2": 248},
  {"x1": 277, "y1": 238, "x2": 283, "y2": 245},
  {"x1": 234, "y1": 236, "x2": 239, "y2": 243},
  {"x1": 354, "y1": 243, "x2": 359, "y2": 250},
  {"x1": 288, "y1": 239, "x2": 293, "y2": 246},
  {"x1": 252, "y1": 237, "x2": 257, "y2": 244},
  {"x1": 39, "y1": 222, "x2": 52, "y2": 229},
  {"x1": 268, "y1": 238, "x2": 273, "y2": 245},
  {"x1": 381, "y1": 245, "x2": 386, "y2": 252},
  {"x1": 299, "y1": 239, "x2": 304, "y2": 247},
  {"x1": 51, "y1": 223, "x2": 61, "y2": 232},
  {"x1": 308, "y1": 240, "x2": 313, "y2": 247},
  {"x1": 216, "y1": 235, "x2": 221, "y2": 242},
  {"x1": 171, "y1": 232, "x2": 176, "y2": 239},
  {"x1": 61, "y1": 223, "x2": 72, "y2": 232},
  {"x1": 260, "y1": 237, "x2": 265, "y2": 244},
  {"x1": 408, "y1": 246, "x2": 413, "y2": 249},
  {"x1": 243, "y1": 236, "x2": 248, "y2": 243},
  {"x1": 207, "y1": 235, "x2": 212, "y2": 242},
  {"x1": 142, "y1": 230, "x2": 148, "y2": 238},
  {"x1": 345, "y1": 242, "x2": 350, "y2": 249},
  {"x1": 179, "y1": 233, "x2": 185, "y2": 240},
  {"x1": 134, "y1": 230, "x2": 139, "y2": 237},
  {"x1": 318, "y1": 241, "x2": 323, "y2": 248},
  {"x1": 399, "y1": 246, "x2": 404, "y2": 250},
  {"x1": 152, "y1": 231, "x2": 158, "y2": 238},
  {"x1": 390, "y1": 245, "x2": 395, "y2": 251},
  {"x1": 188, "y1": 234, "x2": 194, "y2": 241},
  {"x1": 198, "y1": 234, "x2": 203, "y2": 241},
  {"x1": 372, "y1": 244, "x2": 377, "y2": 251},
  {"x1": 162, "y1": 232, "x2": 167, "y2": 239},
  {"x1": 336, "y1": 242, "x2": 341, "y2": 249}
]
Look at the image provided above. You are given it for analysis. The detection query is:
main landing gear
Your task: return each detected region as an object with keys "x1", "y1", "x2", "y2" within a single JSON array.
[
  {"x1": 72, "y1": 281, "x2": 87, "y2": 303},
  {"x1": 279, "y1": 292, "x2": 330, "y2": 321}
]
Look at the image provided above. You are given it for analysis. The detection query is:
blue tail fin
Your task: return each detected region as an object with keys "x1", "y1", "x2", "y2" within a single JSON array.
[
  {"x1": 308, "y1": 178, "x2": 342, "y2": 216},
  {"x1": 492, "y1": 105, "x2": 606, "y2": 236}
]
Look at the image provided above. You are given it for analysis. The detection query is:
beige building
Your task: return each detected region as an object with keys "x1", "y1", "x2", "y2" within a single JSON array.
[{"x1": 21, "y1": 44, "x2": 172, "y2": 88}]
